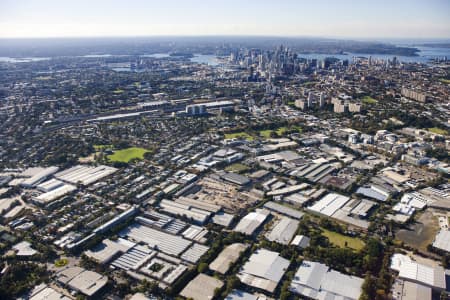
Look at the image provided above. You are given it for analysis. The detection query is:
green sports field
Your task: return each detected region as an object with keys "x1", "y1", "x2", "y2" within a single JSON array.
[
  {"x1": 362, "y1": 96, "x2": 378, "y2": 104},
  {"x1": 107, "y1": 147, "x2": 150, "y2": 163}
]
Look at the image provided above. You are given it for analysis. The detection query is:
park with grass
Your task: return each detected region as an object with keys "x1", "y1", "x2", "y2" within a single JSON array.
[
  {"x1": 224, "y1": 132, "x2": 254, "y2": 141},
  {"x1": 224, "y1": 125, "x2": 302, "y2": 141},
  {"x1": 362, "y1": 96, "x2": 378, "y2": 104},
  {"x1": 321, "y1": 228, "x2": 365, "y2": 251},
  {"x1": 259, "y1": 125, "x2": 302, "y2": 138},
  {"x1": 439, "y1": 78, "x2": 450, "y2": 84},
  {"x1": 428, "y1": 127, "x2": 448, "y2": 135},
  {"x1": 107, "y1": 147, "x2": 151, "y2": 163},
  {"x1": 259, "y1": 128, "x2": 286, "y2": 138}
]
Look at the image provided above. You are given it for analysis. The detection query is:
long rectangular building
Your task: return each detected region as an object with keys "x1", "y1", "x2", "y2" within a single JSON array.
[
  {"x1": 21, "y1": 166, "x2": 59, "y2": 188},
  {"x1": 32, "y1": 183, "x2": 77, "y2": 205},
  {"x1": 55, "y1": 165, "x2": 117, "y2": 186},
  {"x1": 290, "y1": 260, "x2": 363, "y2": 300},
  {"x1": 390, "y1": 253, "x2": 447, "y2": 291},
  {"x1": 36, "y1": 178, "x2": 65, "y2": 192},
  {"x1": 266, "y1": 217, "x2": 299, "y2": 245},
  {"x1": 159, "y1": 199, "x2": 211, "y2": 224},
  {"x1": 433, "y1": 230, "x2": 450, "y2": 253},
  {"x1": 237, "y1": 249, "x2": 290, "y2": 293},
  {"x1": 209, "y1": 243, "x2": 249, "y2": 274},
  {"x1": 307, "y1": 193, "x2": 350, "y2": 217},
  {"x1": 175, "y1": 196, "x2": 221, "y2": 213},
  {"x1": 234, "y1": 209, "x2": 270, "y2": 235},
  {"x1": 120, "y1": 223, "x2": 192, "y2": 257},
  {"x1": 263, "y1": 201, "x2": 304, "y2": 220}
]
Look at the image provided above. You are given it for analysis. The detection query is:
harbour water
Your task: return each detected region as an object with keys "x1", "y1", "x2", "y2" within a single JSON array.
[
  {"x1": 297, "y1": 46, "x2": 449, "y2": 63},
  {"x1": 190, "y1": 54, "x2": 220, "y2": 66},
  {"x1": 0, "y1": 46, "x2": 447, "y2": 65},
  {"x1": 0, "y1": 56, "x2": 51, "y2": 63}
]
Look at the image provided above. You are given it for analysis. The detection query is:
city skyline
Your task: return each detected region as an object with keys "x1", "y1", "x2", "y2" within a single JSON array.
[
  {"x1": 0, "y1": 1, "x2": 449, "y2": 299},
  {"x1": 1, "y1": 0, "x2": 450, "y2": 39}
]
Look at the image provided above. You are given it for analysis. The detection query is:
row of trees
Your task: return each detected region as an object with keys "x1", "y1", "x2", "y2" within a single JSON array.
[
  {"x1": 0, "y1": 262, "x2": 49, "y2": 299},
  {"x1": 295, "y1": 215, "x2": 393, "y2": 299}
]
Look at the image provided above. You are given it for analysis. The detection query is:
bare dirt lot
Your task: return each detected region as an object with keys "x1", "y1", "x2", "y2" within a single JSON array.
[
  {"x1": 188, "y1": 176, "x2": 262, "y2": 213},
  {"x1": 396, "y1": 210, "x2": 440, "y2": 253}
]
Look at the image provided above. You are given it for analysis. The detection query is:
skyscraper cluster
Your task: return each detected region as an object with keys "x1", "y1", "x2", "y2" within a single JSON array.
[{"x1": 229, "y1": 45, "x2": 346, "y2": 81}]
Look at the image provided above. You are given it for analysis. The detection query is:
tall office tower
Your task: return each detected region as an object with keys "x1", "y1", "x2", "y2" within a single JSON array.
[
  {"x1": 244, "y1": 57, "x2": 251, "y2": 68},
  {"x1": 259, "y1": 54, "x2": 266, "y2": 72},
  {"x1": 368, "y1": 56, "x2": 372, "y2": 66},
  {"x1": 307, "y1": 92, "x2": 314, "y2": 108},
  {"x1": 319, "y1": 93, "x2": 325, "y2": 108},
  {"x1": 230, "y1": 52, "x2": 236, "y2": 63},
  {"x1": 392, "y1": 56, "x2": 397, "y2": 66}
]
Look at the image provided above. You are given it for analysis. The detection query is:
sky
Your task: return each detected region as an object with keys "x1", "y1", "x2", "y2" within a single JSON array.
[{"x1": 0, "y1": 0, "x2": 449, "y2": 39}]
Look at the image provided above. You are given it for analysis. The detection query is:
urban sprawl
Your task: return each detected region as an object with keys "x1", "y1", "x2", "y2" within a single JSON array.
[{"x1": 0, "y1": 44, "x2": 449, "y2": 300}]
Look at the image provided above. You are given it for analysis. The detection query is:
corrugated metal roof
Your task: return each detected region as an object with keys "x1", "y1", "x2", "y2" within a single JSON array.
[
  {"x1": 290, "y1": 260, "x2": 363, "y2": 300},
  {"x1": 307, "y1": 193, "x2": 350, "y2": 217},
  {"x1": 432, "y1": 230, "x2": 450, "y2": 253},
  {"x1": 239, "y1": 249, "x2": 289, "y2": 284},
  {"x1": 263, "y1": 201, "x2": 304, "y2": 219},
  {"x1": 390, "y1": 253, "x2": 446, "y2": 290},
  {"x1": 266, "y1": 217, "x2": 299, "y2": 245},
  {"x1": 234, "y1": 209, "x2": 270, "y2": 235}
]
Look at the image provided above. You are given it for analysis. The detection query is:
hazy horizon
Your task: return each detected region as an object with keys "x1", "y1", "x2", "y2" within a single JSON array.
[
  {"x1": 1, "y1": 0, "x2": 449, "y2": 39},
  {"x1": 0, "y1": 36, "x2": 449, "y2": 44}
]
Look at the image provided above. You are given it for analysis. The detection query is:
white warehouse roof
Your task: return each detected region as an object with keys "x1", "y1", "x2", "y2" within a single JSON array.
[
  {"x1": 234, "y1": 209, "x2": 270, "y2": 235},
  {"x1": 433, "y1": 230, "x2": 450, "y2": 253},
  {"x1": 266, "y1": 217, "x2": 299, "y2": 245},
  {"x1": 237, "y1": 248, "x2": 289, "y2": 293},
  {"x1": 290, "y1": 260, "x2": 364, "y2": 300},
  {"x1": 307, "y1": 193, "x2": 350, "y2": 217},
  {"x1": 55, "y1": 165, "x2": 117, "y2": 186},
  {"x1": 390, "y1": 253, "x2": 447, "y2": 290},
  {"x1": 33, "y1": 183, "x2": 77, "y2": 205}
]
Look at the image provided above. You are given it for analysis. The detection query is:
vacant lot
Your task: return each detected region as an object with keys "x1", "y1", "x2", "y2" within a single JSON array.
[
  {"x1": 225, "y1": 163, "x2": 250, "y2": 173},
  {"x1": 396, "y1": 210, "x2": 440, "y2": 253},
  {"x1": 107, "y1": 147, "x2": 150, "y2": 163},
  {"x1": 322, "y1": 228, "x2": 365, "y2": 251}
]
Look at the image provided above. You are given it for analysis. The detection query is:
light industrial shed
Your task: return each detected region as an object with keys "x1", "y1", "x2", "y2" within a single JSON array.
[{"x1": 237, "y1": 248, "x2": 290, "y2": 293}]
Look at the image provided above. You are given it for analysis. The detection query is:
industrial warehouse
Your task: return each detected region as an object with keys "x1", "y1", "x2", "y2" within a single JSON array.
[{"x1": 1, "y1": 28, "x2": 450, "y2": 300}]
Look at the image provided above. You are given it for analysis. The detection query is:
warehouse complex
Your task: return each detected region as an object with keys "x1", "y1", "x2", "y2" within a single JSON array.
[
  {"x1": 390, "y1": 254, "x2": 448, "y2": 291},
  {"x1": 209, "y1": 243, "x2": 249, "y2": 274},
  {"x1": 55, "y1": 165, "x2": 118, "y2": 186},
  {"x1": 234, "y1": 209, "x2": 271, "y2": 235},
  {"x1": 290, "y1": 260, "x2": 364, "y2": 300},
  {"x1": 237, "y1": 249, "x2": 290, "y2": 293}
]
